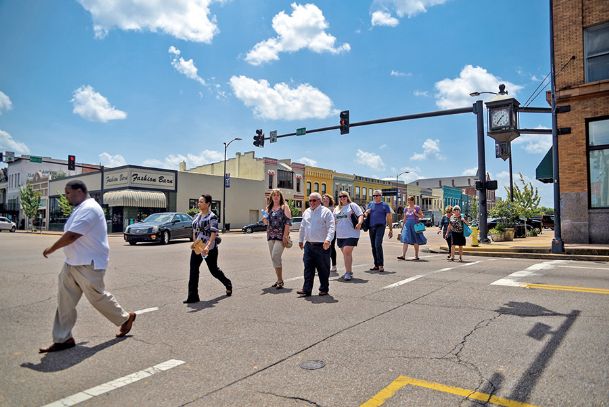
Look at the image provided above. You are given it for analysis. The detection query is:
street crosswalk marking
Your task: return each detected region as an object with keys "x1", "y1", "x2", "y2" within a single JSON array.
[
  {"x1": 382, "y1": 260, "x2": 484, "y2": 289},
  {"x1": 135, "y1": 307, "x2": 159, "y2": 315},
  {"x1": 41, "y1": 359, "x2": 185, "y2": 407}
]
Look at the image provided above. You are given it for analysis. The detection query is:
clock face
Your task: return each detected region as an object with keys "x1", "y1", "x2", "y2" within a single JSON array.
[{"x1": 491, "y1": 107, "x2": 510, "y2": 129}]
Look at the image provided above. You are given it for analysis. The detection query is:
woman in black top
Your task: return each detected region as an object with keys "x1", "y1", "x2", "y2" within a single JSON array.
[{"x1": 184, "y1": 194, "x2": 232, "y2": 303}]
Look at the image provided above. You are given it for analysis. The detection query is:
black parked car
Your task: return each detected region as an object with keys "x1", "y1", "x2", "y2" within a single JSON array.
[
  {"x1": 242, "y1": 221, "x2": 267, "y2": 234},
  {"x1": 124, "y1": 212, "x2": 193, "y2": 245}
]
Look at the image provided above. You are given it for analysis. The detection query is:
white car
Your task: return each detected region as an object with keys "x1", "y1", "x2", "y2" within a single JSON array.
[
  {"x1": 0, "y1": 217, "x2": 16, "y2": 232},
  {"x1": 290, "y1": 216, "x2": 303, "y2": 231}
]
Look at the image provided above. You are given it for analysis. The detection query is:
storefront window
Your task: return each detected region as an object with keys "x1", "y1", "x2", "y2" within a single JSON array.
[{"x1": 589, "y1": 118, "x2": 609, "y2": 208}]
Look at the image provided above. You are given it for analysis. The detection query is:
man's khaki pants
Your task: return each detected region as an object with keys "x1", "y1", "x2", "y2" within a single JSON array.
[{"x1": 52, "y1": 263, "x2": 129, "y2": 343}]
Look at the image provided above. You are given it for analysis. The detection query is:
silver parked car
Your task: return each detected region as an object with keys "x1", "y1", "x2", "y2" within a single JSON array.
[
  {"x1": 290, "y1": 216, "x2": 303, "y2": 231},
  {"x1": 124, "y1": 212, "x2": 193, "y2": 245},
  {"x1": 0, "y1": 217, "x2": 16, "y2": 232}
]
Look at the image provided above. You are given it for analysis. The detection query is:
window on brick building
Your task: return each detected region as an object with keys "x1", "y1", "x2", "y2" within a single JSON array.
[
  {"x1": 355, "y1": 186, "x2": 360, "y2": 200},
  {"x1": 588, "y1": 117, "x2": 609, "y2": 208},
  {"x1": 306, "y1": 182, "x2": 311, "y2": 195},
  {"x1": 585, "y1": 22, "x2": 609, "y2": 83},
  {"x1": 321, "y1": 183, "x2": 326, "y2": 194},
  {"x1": 268, "y1": 173, "x2": 274, "y2": 189},
  {"x1": 277, "y1": 169, "x2": 293, "y2": 189},
  {"x1": 314, "y1": 182, "x2": 319, "y2": 192},
  {"x1": 296, "y1": 178, "x2": 301, "y2": 192}
]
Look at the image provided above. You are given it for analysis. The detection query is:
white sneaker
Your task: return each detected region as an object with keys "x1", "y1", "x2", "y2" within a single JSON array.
[{"x1": 330, "y1": 266, "x2": 337, "y2": 272}]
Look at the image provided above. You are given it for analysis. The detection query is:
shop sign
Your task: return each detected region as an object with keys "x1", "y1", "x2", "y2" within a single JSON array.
[{"x1": 104, "y1": 168, "x2": 176, "y2": 191}]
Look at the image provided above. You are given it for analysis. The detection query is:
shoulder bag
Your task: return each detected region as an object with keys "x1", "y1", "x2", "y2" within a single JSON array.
[
  {"x1": 414, "y1": 223, "x2": 426, "y2": 233},
  {"x1": 462, "y1": 218, "x2": 472, "y2": 237},
  {"x1": 349, "y1": 204, "x2": 360, "y2": 228}
]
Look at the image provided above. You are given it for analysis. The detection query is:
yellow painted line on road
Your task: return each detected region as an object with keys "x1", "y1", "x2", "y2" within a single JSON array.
[
  {"x1": 523, "y1": 283, "x2": 609, "y2": 295},
  {"x1": 362, "y1": 375, "x2": 538, "y2": 407}
]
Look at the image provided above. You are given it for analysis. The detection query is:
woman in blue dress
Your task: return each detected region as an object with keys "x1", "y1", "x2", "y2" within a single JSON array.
[{"x1": 397, "y1": 196, "x2": 427, "y2": 261}]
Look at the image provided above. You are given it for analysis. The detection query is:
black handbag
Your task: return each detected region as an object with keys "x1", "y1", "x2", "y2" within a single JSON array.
[
  {"x1": 362, "y1": 214, "x2": 370, "y2": 232},
  {"x1": 349, "y1": 204, "x2": 359, "y2": 228}
]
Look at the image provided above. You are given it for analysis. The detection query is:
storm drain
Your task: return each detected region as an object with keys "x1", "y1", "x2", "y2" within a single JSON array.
[{"x1": 299, "y1": 360, "x2": 325, "y2": 370}]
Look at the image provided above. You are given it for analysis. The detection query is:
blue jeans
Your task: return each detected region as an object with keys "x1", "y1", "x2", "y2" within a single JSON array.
[
  {"x1": 369, "y1": 224, "x2": 386, "y2": 267},
  {"x1": 302, "y1": 242, "x2": 331, "y2": 293}
]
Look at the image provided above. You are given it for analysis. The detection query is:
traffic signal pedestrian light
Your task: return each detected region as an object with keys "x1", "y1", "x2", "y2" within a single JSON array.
[
  {"x1": 68, "y1": 155, "x2": 76, "y2": 170},
  {"x1": 340, "y1": 110, "x2": 349, "y2": 135},
  {"x1": 253, "y1": 129, "x2": 265, "y2": 147}
]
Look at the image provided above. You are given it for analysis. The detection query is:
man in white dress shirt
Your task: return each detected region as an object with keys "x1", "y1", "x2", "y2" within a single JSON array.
[
  {"x1": 298, "y1": 192, "x2": 336, "y2": 297},
  {"x1": 39, "y1": 180, "x2": 136, "y2": 353}
]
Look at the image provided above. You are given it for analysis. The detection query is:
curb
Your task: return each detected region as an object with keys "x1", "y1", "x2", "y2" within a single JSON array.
[{"x1": 425, "y1": 247, "x2": 609, "y2": 262}]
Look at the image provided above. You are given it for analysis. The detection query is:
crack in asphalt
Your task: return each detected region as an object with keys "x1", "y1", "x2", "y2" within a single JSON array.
[
  {"x1": 178, "y1": 285, "x2": 449, "y2": 406},
  {"x1": 258, "y1": 391, "x2": 322, "y2": 406}
]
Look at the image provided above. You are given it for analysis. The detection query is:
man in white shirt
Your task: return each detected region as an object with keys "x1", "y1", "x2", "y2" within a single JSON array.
[
  {"x1": 39, "y1": 180, "x2": 136, "y2": 353},
  {"x1": 298, "y1": 192, "x2": 335, "y2": 297}
]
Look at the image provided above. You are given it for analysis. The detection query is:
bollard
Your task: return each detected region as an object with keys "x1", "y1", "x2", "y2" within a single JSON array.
[{"x1": 471, "y1": 226, "x2": 479, "y2": 247}]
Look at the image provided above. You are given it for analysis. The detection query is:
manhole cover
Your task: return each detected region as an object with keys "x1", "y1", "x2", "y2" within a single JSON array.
[{"x1": 300, "y1": 360, "x2": 325, "y2": 370}]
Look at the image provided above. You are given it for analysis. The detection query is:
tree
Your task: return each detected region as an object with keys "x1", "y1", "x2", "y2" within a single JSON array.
[
  {"x1": 287, "y1": 199, "x2": 300, "y2": 217},
  {"x1": 20, "y1": 184, "x2": 41, "y2": 231},
  {"x1": 58, "y1": 193, "x2": 73, "y2": 217},
  {"x1": 505, "y1": 173, "x2": 541, "y2": 219},
  {"x1": 489, "y1": 199, "x2": 521, "y2": 228},
  {"x1": 469, "y1": 195, "x2": 479, "y2": 223}
]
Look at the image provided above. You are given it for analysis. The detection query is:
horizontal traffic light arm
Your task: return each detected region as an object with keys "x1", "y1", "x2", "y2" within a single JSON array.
[{"x1": 260, "y1": 106, "x2": 474, "y2": 141}]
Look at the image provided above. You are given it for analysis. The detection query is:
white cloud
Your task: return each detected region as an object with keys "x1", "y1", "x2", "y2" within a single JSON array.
[
  {"x1": 390, "y1": 70, "x2": 411, "y2": 77},
  {"x1": 142, "y1": 150, "x2": 223, "y2": 170},
  {"x1": 0, "y1": 130, "x2": 30, "y2": 154},
  {"x1": 434, "y1": 65, "x2": 522, "y2": 110},
  {"x1": 370, "y1": 0, "x2": 447, "y2": 26},
  {"x1": 298, "y1": 157, "x2": 317, "y2": 166},
  {"x1": 413, "y1": 90, "x2": 429, "y2": 97},
  {"x1": 462, "y1": 167, "x2": 478, "y2": 176},
  {"x1": 371, "y1": 11, "x2": 399, "y2": 27},
  {"x1": 356, "y1": 149, "x2": 385, "y2": 170},
  {"x1": 99, "y1": 152, "x2": 127, "y2": 167},
  {"x1": 245, "y1": 3, "x2": 350, "y2": 65},
  {"x1": 168, "y1": 46, "x2": 205, "y2": 85},
  {"x1": 229, "y1": 75, "x2": 335, "y2": 120},
  {"x1": 72, "y1": 85, "x2": 127, "y2": 122},
  {"x1": 513, "y1": 126, "x2": 552, "y2": 154},
  {"x1": 77, "y1": 0, "x2": 219, "y2": 43},
  {"x1": 0, "y1": 91, "x2": 12, "y2": 114},
  {"x1": 379, "y1": 144, "x2": 388, "y2": 149},
  {"x1": 410, "y1": 138, "x2": 444, "y2": 161}
]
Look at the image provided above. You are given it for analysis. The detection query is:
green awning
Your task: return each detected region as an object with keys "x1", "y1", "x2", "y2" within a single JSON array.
[{"x1": 536, "y1": 147, "x2": 554, "y2": 183}]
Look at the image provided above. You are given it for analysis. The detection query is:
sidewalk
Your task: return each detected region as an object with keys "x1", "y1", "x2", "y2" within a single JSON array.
[{"x1": 425, "y1": 230, "x2": 609, "y2": 262}]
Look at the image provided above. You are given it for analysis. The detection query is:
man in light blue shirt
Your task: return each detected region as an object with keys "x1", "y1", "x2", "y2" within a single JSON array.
[{"x1": 298, "y1": 193, "x2": 335, "y2": 297}]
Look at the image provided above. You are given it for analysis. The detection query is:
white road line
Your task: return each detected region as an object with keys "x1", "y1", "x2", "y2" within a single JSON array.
[
  {"x1": 491, "y1": 260, "x2": 566, "y2": 288},
  {"x1": 558, "y1": 265, "x2": 609, "y2": 271},
  {"x1": 42, "y1": 359, "x2": 185, "y2": 407},
  {"x1": 382, "y1": 260, "x2": 484, "y2": 289},
  {"x1": 135, "y1": 307, "x2": 159, "y2": 315}
]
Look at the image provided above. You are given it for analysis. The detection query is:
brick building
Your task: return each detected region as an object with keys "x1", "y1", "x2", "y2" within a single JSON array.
[{"x1": 546, "y1": 0, "x2": 609, "y2": 243}]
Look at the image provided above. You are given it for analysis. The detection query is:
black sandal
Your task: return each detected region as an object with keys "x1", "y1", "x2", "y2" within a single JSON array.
[
  {"x1": 271, "y1": 281, "x2": 284, "y2": 289},
  {"x1": 397, "y1": 256, "x2": 405, "y2": 260}
]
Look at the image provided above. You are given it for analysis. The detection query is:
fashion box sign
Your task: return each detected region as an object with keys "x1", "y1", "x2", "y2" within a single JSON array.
[{"x1": 104, "y1": 168, "x2": 176, "y2": 191}]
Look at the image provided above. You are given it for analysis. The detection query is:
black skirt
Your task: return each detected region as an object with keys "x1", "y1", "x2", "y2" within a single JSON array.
[{"x1": 451, "y1": 231, "x2": 466, "y2": 246}]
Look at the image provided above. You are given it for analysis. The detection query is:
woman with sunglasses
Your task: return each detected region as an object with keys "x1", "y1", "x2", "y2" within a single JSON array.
[
  {"x1": 322, "y1": 194, "x2": 338, "y2": 273},
  {"x1": 445, "y1": 205, "x2": 469, "y2": 262},
  {"x1": 333, "y1": 191, "x2": 364, "y2": 281},
  {"x1": 261, "y1": 189, "x2": 292, "y2": 289}
]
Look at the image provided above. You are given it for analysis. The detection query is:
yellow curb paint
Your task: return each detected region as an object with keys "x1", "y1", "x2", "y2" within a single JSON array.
[
  {"x1": 362, "y1": 375, "x2": 539, "y2": 407},
  {"x1": 524, "y1": 283, "x2": 609, "y2": 295}
]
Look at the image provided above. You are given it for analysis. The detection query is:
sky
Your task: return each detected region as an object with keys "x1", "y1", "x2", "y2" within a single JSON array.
[{"x1": 0, "y1": 0, "x2": 555, "y2": 205}]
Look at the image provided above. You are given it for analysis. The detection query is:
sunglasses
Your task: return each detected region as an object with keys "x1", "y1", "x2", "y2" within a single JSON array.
[
  {"x1": 339, "y1": 195, "x2": 348, "y2": 198},
  {"x1": 373, "y1": 195, "x2": 381, "y2": 197},
  {"x1": 309, "y1": 198, "x2": 319, "y2": 202}
]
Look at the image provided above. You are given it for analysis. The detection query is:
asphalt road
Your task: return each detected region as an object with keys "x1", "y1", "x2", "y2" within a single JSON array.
[{"x1": 1, "y1": 230, "x2": 608, "y2": 406}]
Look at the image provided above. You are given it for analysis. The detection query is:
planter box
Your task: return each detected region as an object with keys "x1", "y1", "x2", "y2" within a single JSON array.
[{"x1": 490, "y1": 229, "x2": 515, "y2": 242}]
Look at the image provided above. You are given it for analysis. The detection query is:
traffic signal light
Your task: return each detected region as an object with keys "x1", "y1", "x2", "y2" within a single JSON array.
[
  {"x1": 253, "y1": 129, "x2": 265, "y2": 147},
  {"x1": 340, "y1": 110, "x2": 349, "y2": 135},
  {"x1": 68, "y1": 155, "x2": 76, "y2": 170}
]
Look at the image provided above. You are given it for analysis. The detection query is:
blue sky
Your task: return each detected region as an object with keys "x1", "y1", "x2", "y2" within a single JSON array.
[{"x1": 0, "y1": 0, "x2": 554, "y2": 205}]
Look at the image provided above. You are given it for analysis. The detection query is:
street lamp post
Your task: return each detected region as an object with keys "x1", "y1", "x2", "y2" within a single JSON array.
[
  {"x1": 222, "y1": 137, "x2": 241, "y2": 233},
  {"x1": 395, "y1": 171, "x2": 409, "y2": 219}
]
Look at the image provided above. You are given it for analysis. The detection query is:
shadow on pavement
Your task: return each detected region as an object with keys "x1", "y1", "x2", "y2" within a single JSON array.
[
  {"x1": 303, "y1": 295, "x2": 338, "y2": 304},
  {"x1": 186, "y1": 295, "x2": 229, "y2": 312},
  {"x1": 21, "y1": 337, "x2": 127, "y2": 372},
  {"x1": 260, "y1": 287, "x2": 294, "y2": 295},
  {"x1": 493, "y1": 301, "x2": 580, "y2": 404}
]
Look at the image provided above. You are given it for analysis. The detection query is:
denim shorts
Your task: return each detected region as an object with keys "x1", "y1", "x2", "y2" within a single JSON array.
[{"x1": 337, "y1": 238, "x2": 359, "y2": 248}]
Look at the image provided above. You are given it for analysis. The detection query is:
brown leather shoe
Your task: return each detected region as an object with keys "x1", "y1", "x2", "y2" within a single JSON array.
[
  {"x1": 296, "y1": 290, "x2": 311, "y2": 297},
  {"x1": 39, "y1": 337, "x2": 75, "y2": 353},
  {"x1": 116, "y1": 312, "x2": 136, "y2": 337}
]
